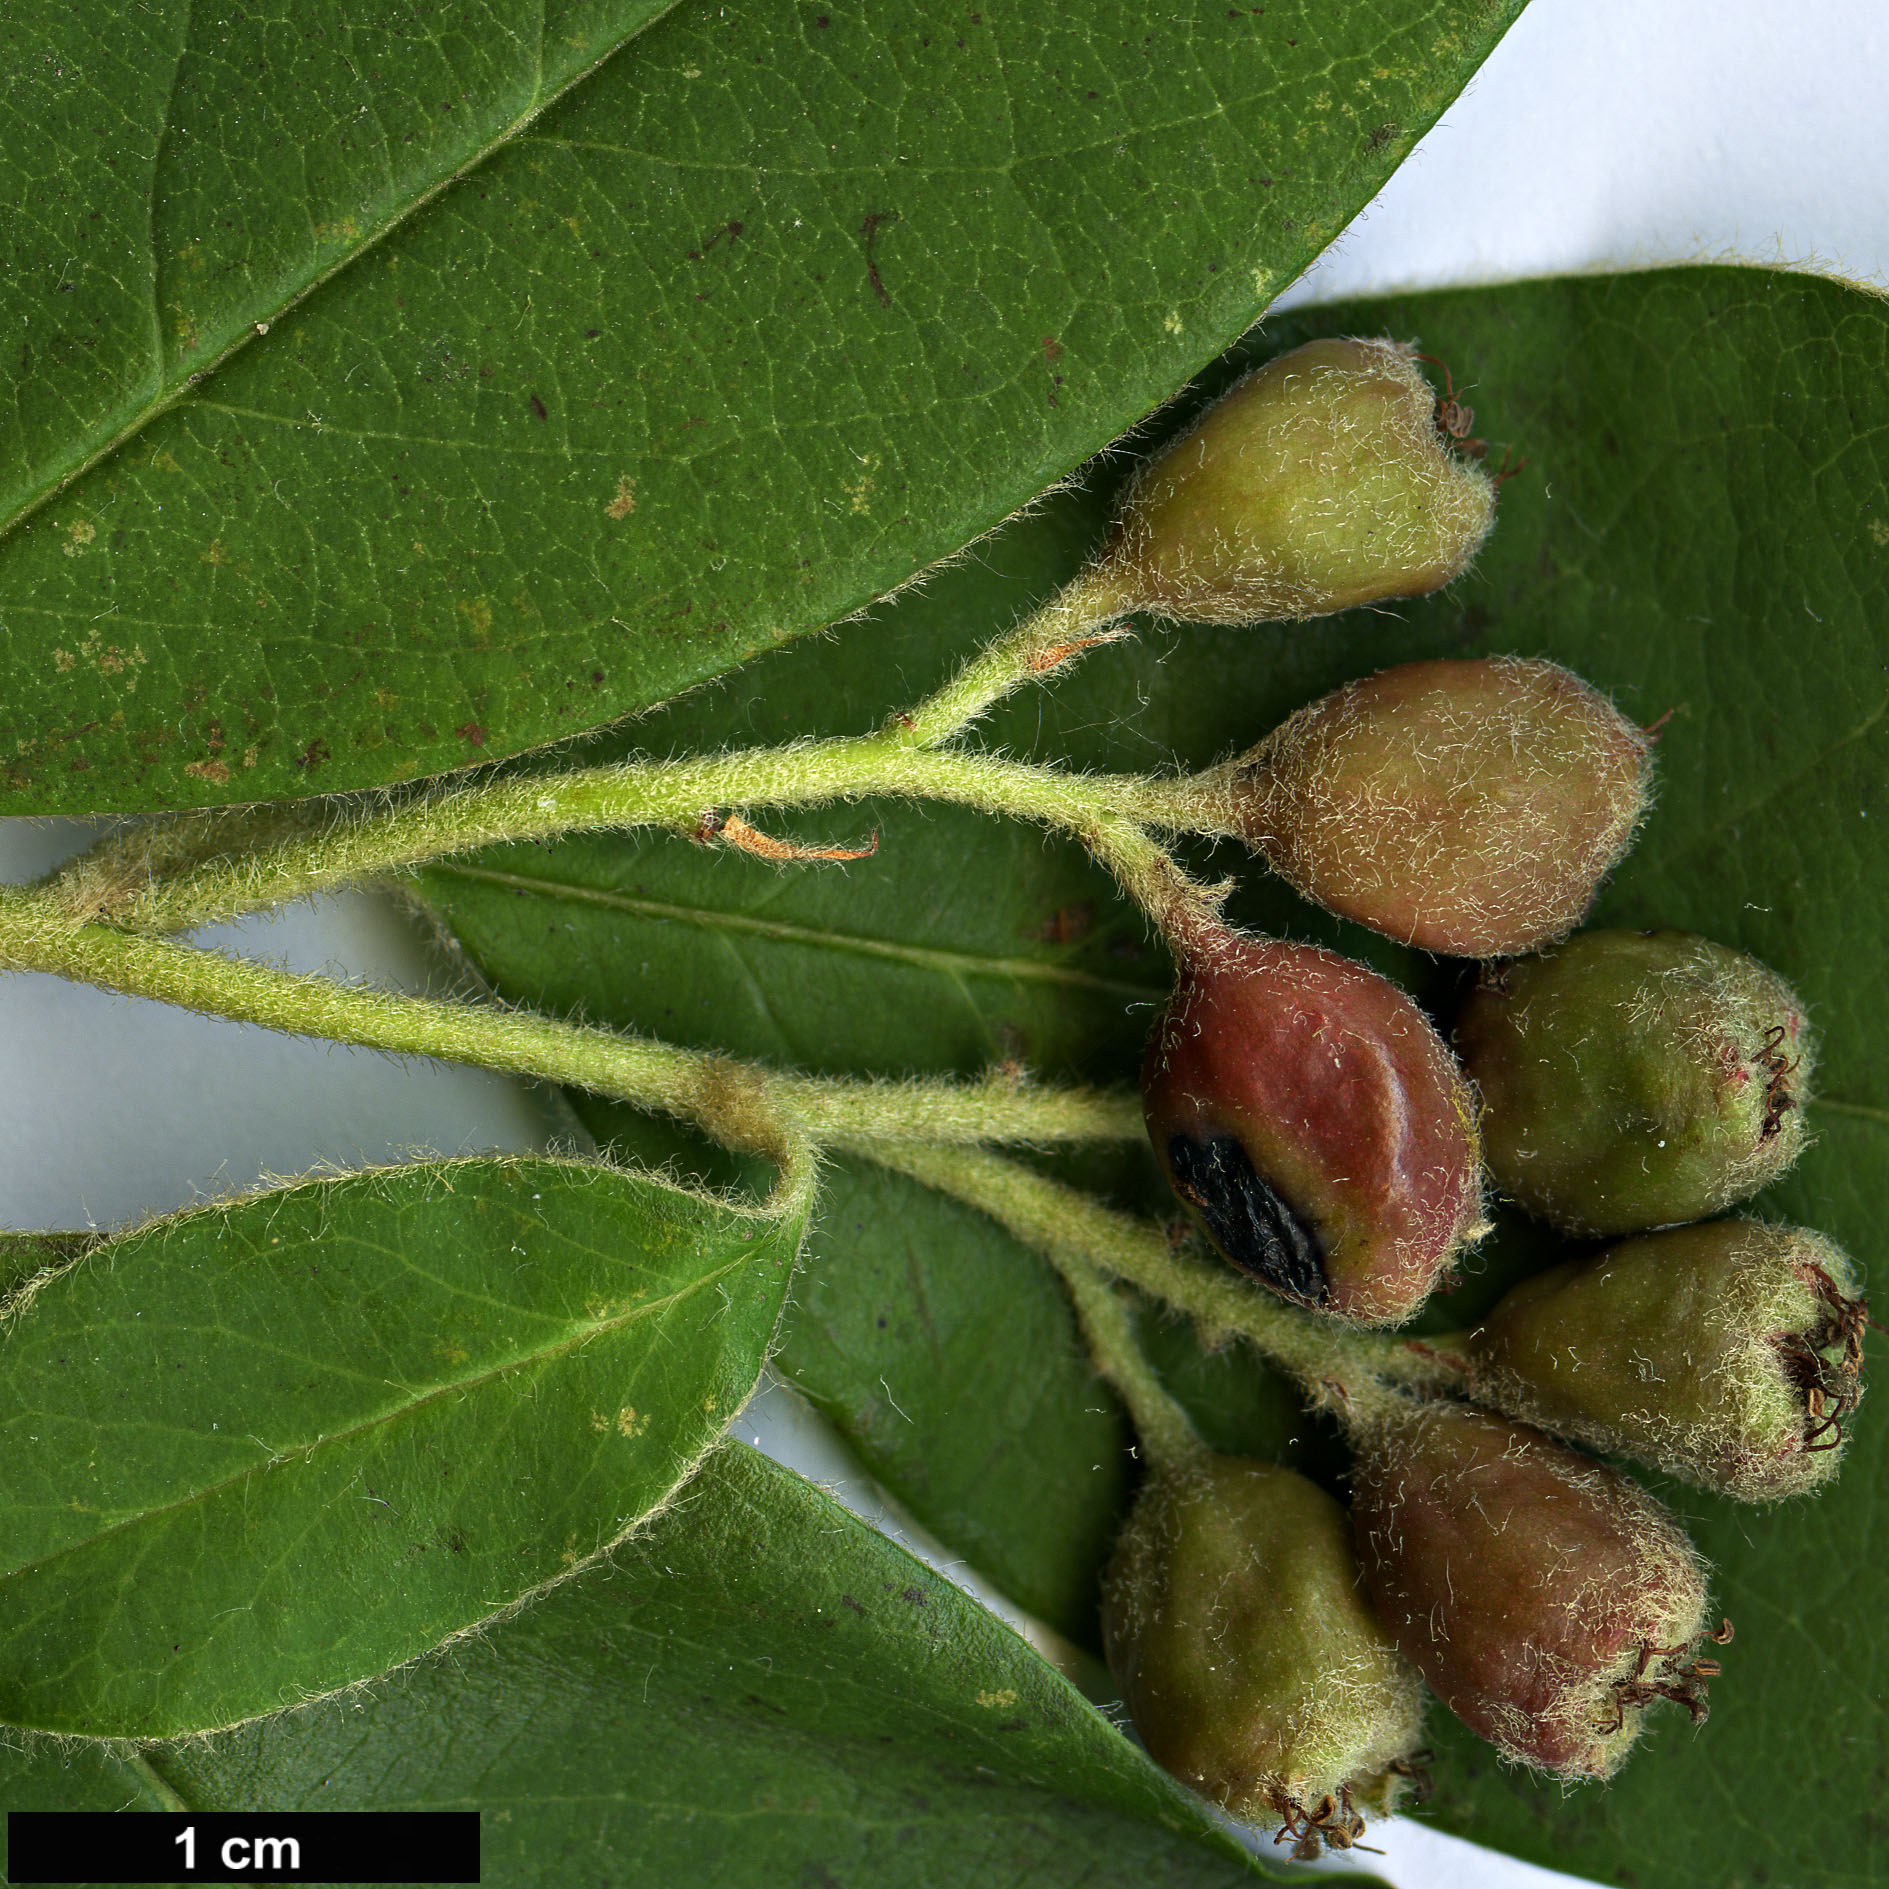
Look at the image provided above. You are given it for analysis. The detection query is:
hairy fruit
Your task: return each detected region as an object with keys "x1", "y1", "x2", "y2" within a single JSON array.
[
  {"x1": 1457, "y1": 929, "x2": 1813, "y2": 1235},
  {"x1": 1102, "y1": 337, "x2": 1496, "y2": 624},
  {"x1": 1461, "y1": 1220, "x2": 1866, "y2": 1502},
  {"x1": 1350, "y1": 1402, "x2": 1719, "y2": 1779},
  {"x1": 1102, "y1": 1452, "x2": 1426, "y2": 1850},
  {"x1": 1143, "y1": 936, "x2": 1483, "y2": 1325},
  {"x1": 1219, "y1": 657, "x2": 1651, "y2": 956}
]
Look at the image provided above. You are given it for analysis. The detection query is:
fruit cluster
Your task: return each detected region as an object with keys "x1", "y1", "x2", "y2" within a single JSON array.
[{"x1": 1083, "y1": 340, "x2": 1868, "y2": 1854}]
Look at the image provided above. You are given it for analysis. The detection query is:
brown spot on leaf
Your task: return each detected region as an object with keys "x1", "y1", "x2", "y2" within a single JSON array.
[
  {"x1": 861, "y1": 210, "x2": 899, "y2": 307},
  {"x1": 606, "y1": 475, "x2": 637, "y2": 520},
  {"x1": 456, "y1": 721, "x2": 488, "y2": 748},
  {"x1": 1033, "y1": 900, "x2": 1094, "y2": 945}
]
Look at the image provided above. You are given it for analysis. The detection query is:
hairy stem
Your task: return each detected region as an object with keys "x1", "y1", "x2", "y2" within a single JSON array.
[
  {"x1": 50, "y1": 569, "x2": 1170, "y2": 937},
  {"x1": 121, "y1": 1750, "x2": 191, "y2": 1813},
  {"x1": 0, "y1": 888, "x2": 1142, "y2": 1182},
  {"x1": 53, "y1": 731, "x2": 1203, "y2": 938},
  {"x1": 895, "y1": 563, "x2": 1137, "y2": 746},
  {"x1": 859, "y1": 1140, "x2": 1463, "y2": 1420},
  {"x1": 1054, "y1": 1250, "x2": 1204, "y2": 1468}
]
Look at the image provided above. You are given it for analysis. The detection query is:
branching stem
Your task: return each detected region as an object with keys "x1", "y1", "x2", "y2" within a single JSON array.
[
  {"x1": 44, "y1": 571, "x2": 1214, "y2": 940},
  {"x1": 1053, "y1": 1250, "x2": 1204, "y2": 1469},
  {"x1": 0, "y1": 888, "x2": 1142, "y2": 1192},
  {"x1": 858, "y1": 1140, "x2": 1464, "y2": 1423}
]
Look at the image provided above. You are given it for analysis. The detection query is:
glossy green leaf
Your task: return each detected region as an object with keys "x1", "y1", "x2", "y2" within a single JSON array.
[
  {"x1": 420, "y1": 265, "x2": 1889, "y2": 1885},
  {"x1": 0, "y1": 1445, "x2": 1308, "y2": 1888},
  {"x1": 0, "y1": 0, "x2": 1524, "y2": 814},
  {"x1": 0, "y1": 1156, "x2": 799, "y2": 1738}
]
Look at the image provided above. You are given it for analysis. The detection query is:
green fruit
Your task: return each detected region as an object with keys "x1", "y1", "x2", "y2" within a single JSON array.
[
  {"x1": 1350, "y1": 1402, "x2": 1719, "y2": 1781},
  {"x1": 1102, "y1": 337, "x2": 1496, "y2": 624},
  {"x1": 1101, "y1": 1452, "x2": 1425, "y2": 1851},
  {"x1": 1219, "y1": 657, "x2": 1651, "y2": 957},
  {"x1": 1456, "y1": 929, "x2": 1813, "y2": 1235},
  {"x1": 1462, "y1": 1220, "x2": 1865, "y2": 1502}
]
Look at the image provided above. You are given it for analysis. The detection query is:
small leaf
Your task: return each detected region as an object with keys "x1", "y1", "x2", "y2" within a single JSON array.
[
  {"x1": 0, "y1": 1157, "x2": 799, "y2": 1737},
  {"x1": 0, "y1": 1445, "x2": 1299, "y2": 1886},
  {"x1": 0, "y1": 0, "x2": 1524, "y2": 813}
]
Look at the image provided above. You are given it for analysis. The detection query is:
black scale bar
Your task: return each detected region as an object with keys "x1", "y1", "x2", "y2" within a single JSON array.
[{"x1": 7, "y1": 1812, "x2": 479, "y2": 1884}]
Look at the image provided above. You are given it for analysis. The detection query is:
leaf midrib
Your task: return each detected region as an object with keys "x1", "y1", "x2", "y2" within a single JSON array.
[
  {"x1": 424, "y1": 862, "x2": 1164, "y2": 1000},
  {"x1": 0, "y1": 1244, "x2": 763, "y2": 1584},
  {"x1": 0, "y1": 1, "x2": 685, "y2": 547}
]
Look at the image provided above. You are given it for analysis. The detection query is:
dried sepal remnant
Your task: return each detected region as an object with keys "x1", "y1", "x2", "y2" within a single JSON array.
[
  {"x1": 1101, "y1": 337, "x2": 1496, "y2": 624},
  {"x1": 1457, "y1": 930, "x2": 1814, "y2": 1236},
  {"x1": 1142, "y1": 935, "x2": 1483, "y2": 1326},
  {"x1": 1216, "y1": 657, "x2": 1651, "y2": 957},
  {"x1": 1349, "y1": 1401, "x2": 1718, "y2": 1780},
  {"x1": 1463, "y1": 1221, "x2": 1867, "y2": 1501},
  {"x1": 1101, "y1": 1453, "x2": 1426, "y2": 1853}
]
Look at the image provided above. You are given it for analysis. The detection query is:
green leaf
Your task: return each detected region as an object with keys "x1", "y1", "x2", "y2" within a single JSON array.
[
  {"x1": 782, "y1": 1156, "x2": 1135, "y2": 1643},
  {"x1": 0, "y1": 1444, "x2": 1304, "y2": 1887},
  {"x1": 420, "y1": 264, "x2": 1889, "y2": 1886},
  {"x1": 0, "y1": 1743, "x2": 175, "y2": 1824},
  {"x1": 0, "y1": 1156, "x2": 799, "y2": 1738},
  {"x1": 0, "y1": 1233, "x2": 87, "y2": 1304},
  {"x1": 0, "y1": 0, "x2": 1524, "y2": 814}
]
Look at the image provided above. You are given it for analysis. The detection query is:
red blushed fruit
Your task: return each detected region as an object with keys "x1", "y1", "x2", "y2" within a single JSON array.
[
  {"x1": 1350, "y1": 1403, "x2": 1717, "y2": 1780},
  {"x1": 1143, "y1": 937, "x2": 1483, "y2": 1326}
]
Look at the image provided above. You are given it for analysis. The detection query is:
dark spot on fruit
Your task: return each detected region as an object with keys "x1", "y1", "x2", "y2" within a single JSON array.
[{"x1": 1166, "y1": 1131, "x2": 1326, "y2": 1304}]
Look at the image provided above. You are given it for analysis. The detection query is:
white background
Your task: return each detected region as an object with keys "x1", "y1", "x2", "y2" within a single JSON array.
[{"x1": 3, "y1": 3, "x2": 1885, "y2": 1882}]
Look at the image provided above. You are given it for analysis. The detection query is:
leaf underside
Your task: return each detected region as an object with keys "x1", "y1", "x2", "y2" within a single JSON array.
[
  {"x1": 0, "y1": 0, "x2": 1523, "y2": 813},
  {"x1": 419, "y1": 265, "x2": 1889, "y2": 1889}
]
